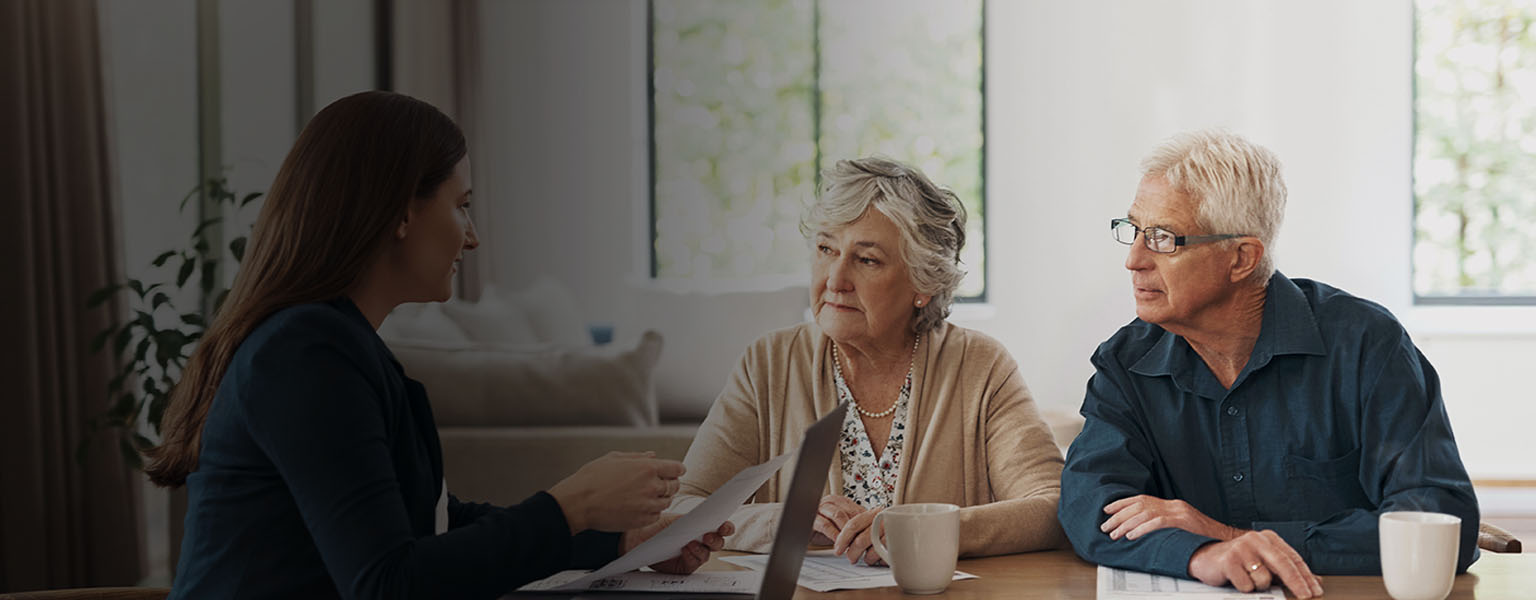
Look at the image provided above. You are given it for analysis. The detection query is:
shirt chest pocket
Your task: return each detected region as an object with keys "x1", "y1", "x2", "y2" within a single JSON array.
[{"x1": 1283, "y1": 446, "x2": 1371, "y2": 520}]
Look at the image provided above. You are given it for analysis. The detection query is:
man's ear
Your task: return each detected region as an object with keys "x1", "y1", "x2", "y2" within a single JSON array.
[{"x1": 1229, "y1": 238, "x2": 1265, "y2": 283}]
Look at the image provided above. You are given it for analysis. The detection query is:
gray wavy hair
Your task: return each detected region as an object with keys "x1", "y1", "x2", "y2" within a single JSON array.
[
  {"x1": 801, "y1": 157, "x2": 967, "y2": 334},
  {"x1": 1140, "y1": 129, "x2": 1287, "y2": 285}
]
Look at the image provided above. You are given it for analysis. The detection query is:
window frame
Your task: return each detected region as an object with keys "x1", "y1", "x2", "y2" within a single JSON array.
[
  {"x1": 644, "y1": 0, "x2": 990, "y2": 303},
  {"x1": 1410, "y1": 0, "x2": 1536, "y2": 306}
]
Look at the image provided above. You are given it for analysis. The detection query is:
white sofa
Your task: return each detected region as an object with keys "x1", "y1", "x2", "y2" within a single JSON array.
[{"x1": 380, "y1": 280, "x2": 810, "y2": 506}]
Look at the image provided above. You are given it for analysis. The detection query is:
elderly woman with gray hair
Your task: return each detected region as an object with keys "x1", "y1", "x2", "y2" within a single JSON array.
[{"x1": 672, "y1": 157, "x2": 1067, "y2": 564}]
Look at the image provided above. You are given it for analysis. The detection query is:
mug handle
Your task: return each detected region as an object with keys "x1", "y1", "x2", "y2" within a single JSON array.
[{"x1": 870, "y1": 511, "x2": 894, "y2": 568}]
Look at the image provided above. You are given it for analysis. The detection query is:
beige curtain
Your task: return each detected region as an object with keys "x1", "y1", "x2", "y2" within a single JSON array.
[
  {"x1": 394, "y1": 0, "x2": 487, "y2": 301},
  {"x1": 0, "y1": 0, "x2": 146, "y2": 591}
]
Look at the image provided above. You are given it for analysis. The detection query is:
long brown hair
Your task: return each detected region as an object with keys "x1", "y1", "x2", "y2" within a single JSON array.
[{"x1": 145, "y1": 91, "x2": 466, "y2": 487}]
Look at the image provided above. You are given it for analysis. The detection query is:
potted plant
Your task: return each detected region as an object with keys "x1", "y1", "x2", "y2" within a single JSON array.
[{"x1": 83, "y1": 177, "x2": 261, "y2": 465}]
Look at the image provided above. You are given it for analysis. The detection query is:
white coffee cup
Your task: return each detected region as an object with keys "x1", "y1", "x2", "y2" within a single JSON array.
[
  {"x1": 870, "y1": 503, "x2": 960, "y2": 595},
  {"x1": 1379, "y1": 511, "x2": 1462, "y2": 600}
]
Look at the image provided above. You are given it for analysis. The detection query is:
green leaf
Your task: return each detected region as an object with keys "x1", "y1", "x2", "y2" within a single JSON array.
[
  {"x1": 177, "y1": 259, "x2": 196, "y2": 287},
  {"x1": 135, "y1": 310, "x2": 156, "y2": 331},
  {"x1": 213, "y1": 289, "x2": 231, "y2": 314},
  {"x1": 90, "y1": 327, "x2": 115, "y2": 354},
  {"x1": 179, "y1": 182, "x2": 202, "y2": 212},
  {"x1": 132, "y1": 433, "x2": 155, "y2": 451},
  {"x1": 154, "y1": 330, "x2": 186, "y2": 366},
  {"x1": 143, "y1": 377, "x2": 159, "y2": 396},
  {"x1": 180, "y1": 313, "x2": 205, "y2": 327},
  {"x1": 134, "y1": 337, "x2": 152, "y2": 362},
  {"x1": 86, "y1": 284, "x2": 120, "y2": 308},
  {"x1": 151, "y1": 250, "x2": 177, "y2": 267},
  {"x1": 127, "y1": 279, "x2": 145, "y2": 299},
  {"x1": 240, "y1": 192, "x2": 263, "y2": 208},
  {"x1": 113, "y1": 327, "x2": 134, "y2": 356},
  {"x1": 151, "y1": 292, "x2": 171, "y2": 311},
  {"x1": 229, "y1": 237, "x2": 247, "y2": 262},
  {"x1": 193, "y1": 217, "x2": 223, "y2": 238},
  {"x1": 147, "y1": 394, "x2": 169, "y2": 434}
]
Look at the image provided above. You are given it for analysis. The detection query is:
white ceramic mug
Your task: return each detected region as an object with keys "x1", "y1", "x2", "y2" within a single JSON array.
[
  {"x1": 870, "y1": 503, "x2": 960, "y2": 595},
  {"x1": 1379, "y1": 511, "x2": 1462, "y2": 600}
]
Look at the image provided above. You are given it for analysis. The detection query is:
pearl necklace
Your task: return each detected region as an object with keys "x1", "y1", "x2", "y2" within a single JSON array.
[{"x1": 831, "y1": 334, "x2": 921, "y2": 419}]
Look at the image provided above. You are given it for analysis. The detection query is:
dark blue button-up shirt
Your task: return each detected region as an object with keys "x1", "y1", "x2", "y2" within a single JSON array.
[{"x1": 1059, "y1": 272, "x2": 1479, "y2": 578}]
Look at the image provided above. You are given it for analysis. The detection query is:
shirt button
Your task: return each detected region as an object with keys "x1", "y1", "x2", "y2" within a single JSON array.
[
  {"x1": 1233, "y1": 473, "x2": 1245, "y2": 482},
  {"x1": 1226, "y1": 406, "x2": 1239, "y2": 416}
]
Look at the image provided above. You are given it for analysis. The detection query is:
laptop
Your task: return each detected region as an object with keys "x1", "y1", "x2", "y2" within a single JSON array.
[{"x1": 515, "y1": 401, "x2": 848, "y2": 600}]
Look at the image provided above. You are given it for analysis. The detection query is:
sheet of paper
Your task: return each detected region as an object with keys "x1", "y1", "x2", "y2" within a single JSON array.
[
  {"x1": 1097, "y1": 566, "x2": 1283, "y2": 599},
  {"x1": 519, "y1": 569, "x2": 761, "y2": 594},
  {"x1": 522, "y1": 450, "x2": 794, "y2": 592},
  {"x1": 721, "y1": 550, "x2": 978, "y2": 593}
]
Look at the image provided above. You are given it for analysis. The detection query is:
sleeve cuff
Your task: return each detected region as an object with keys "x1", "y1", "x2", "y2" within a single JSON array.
[
  {"x1": 1152, "y1": 530, "x2": 1219, "y2": 579},
  {"x1": 1252, "y1": 521, "x2": 1309, "y2": 563},
  {"x1": 515, "y1": 492, "x2": 575, "y2": 571}
]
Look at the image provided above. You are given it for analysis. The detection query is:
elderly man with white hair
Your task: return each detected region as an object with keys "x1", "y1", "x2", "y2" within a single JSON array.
[{"x1": 1059, "y1": 130, "x2": 1479, "y2": 599}]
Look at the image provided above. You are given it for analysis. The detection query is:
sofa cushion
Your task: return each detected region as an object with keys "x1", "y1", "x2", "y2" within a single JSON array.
[
  {"x1": 377, "y1": 301, "x2": 469, "y2": 344},
  {"x1": 389, "y1": 330, "x2": 663, "y2": 427},
  {"x1": 439, "y1": 286, "x2": 540, "y2": 345},
  {"x1": 439, "y1": 424, "x2": 698, "y2": 506}
]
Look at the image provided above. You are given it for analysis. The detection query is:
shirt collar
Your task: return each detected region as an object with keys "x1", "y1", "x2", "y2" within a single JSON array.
[{"x1": 1129, "y1": 271, "x2": 1326, "y2": 390}]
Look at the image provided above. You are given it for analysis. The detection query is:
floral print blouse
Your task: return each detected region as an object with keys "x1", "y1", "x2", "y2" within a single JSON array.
[{"x1": 834, "y1": 367, "x2": 913, "y2": 510}]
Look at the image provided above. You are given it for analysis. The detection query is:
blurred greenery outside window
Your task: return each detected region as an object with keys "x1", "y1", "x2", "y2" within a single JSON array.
[
  {"x1": 1415, "y1": 0, "x2": 1536, "y2": 303},
  {"x1": 649, "y1": 0, "x2": 987, "y2": 299}
]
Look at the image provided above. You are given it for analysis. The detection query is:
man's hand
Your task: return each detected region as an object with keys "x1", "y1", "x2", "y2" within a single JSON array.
[
  {"x1": 831, "y1": 507, "x2": 886, "y2": 566},
  {"x1": 1101, "y1": 495, "x2": 1242, "y2": 541},
  {"x1": 1187, "y1": 530, "x2": 1324, "y2": 599},
  {"x1": 619, "y1": 514, "x2": 735, "y2": 575},
  {"x1": 812, "y1": 495, "x2": 864, "y2": 546}
]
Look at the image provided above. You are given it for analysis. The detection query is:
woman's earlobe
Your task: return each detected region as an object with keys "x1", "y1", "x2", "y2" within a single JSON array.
[{"x1": 395, "y1": 219, "x2": 409, "y2": 240}]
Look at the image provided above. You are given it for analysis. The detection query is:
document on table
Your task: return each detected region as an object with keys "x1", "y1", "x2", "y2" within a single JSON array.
[
  {"x1": 516, "y1": 450, "x2": 794, "y2": 593},
  {"x1": 518, "y1": 568, "x2": 761, "y2": 594},
  {"x1": 721, "y1": 550, "x2": 978, "y2": 592},
  {"x1": 1097, "y1": 566, "x2": 1283, "y2": 599}
]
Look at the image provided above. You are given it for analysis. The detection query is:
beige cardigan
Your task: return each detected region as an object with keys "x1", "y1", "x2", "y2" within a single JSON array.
[{"x1": 673, "y1": 321, "x2": 1067, "y2": 557}]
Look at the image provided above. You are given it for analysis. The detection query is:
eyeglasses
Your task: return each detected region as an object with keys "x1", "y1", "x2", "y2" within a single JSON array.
[{"x1": 1110, "y1": 218, "x2": 1247, "y2": 254}]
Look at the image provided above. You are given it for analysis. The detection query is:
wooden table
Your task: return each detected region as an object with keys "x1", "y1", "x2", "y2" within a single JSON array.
[{"x1": 705, "y1": 550, "x2": 1533, "y2": 599}]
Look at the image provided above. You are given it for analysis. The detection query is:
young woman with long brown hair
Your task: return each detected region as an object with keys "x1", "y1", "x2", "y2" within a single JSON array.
[{"x1": 147, "y1": 91, "x2": 728, "y2": 599}]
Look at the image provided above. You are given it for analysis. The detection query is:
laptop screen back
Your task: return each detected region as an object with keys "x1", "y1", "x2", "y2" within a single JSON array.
[{"x1": 753, "y1": 402, "x2": 848, "y2": 600}]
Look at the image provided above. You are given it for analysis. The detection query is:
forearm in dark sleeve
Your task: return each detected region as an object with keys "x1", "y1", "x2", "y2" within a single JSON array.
[{"x1": 1060, "y1": 368, "x2": 1214, "y2": 579}]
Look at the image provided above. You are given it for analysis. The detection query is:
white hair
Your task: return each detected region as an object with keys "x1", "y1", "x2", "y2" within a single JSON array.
[
  {"x1": 1140, "y1": 129, "x2": 1287, "y2": 285},
  {"x1": 802, "y1": 157, "x2": 967, "y2": 334}
]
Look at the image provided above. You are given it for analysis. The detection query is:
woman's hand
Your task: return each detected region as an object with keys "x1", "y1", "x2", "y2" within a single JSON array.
[
  {"x1": 811, "y1": 495, "x2": 864, "y2": 546},
  {"x1": 548, "y1": 451, "x2": 686, "y2": 534},
  {"x1": 620, "y1": 515, "x2": 735, "y2": 574},
  {"x1": 832, "y1": 507, "x2": 886, "y2": 566}
]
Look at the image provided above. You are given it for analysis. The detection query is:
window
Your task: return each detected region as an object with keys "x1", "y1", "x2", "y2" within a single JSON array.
[
  {"x1": 649, "y1": 0, "x2": 986, "y2": 298},
  {"x1": 1414, "y1": 0, "x2": 1536, "y2": 303}
]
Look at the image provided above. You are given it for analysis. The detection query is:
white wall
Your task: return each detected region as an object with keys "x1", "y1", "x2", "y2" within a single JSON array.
[
  {"x1": 983, "y1": 0, "x2": 1417, "y2": 415},
  {"x1": 478, "y1": 0, "x2": 1536, "y2": 478}
]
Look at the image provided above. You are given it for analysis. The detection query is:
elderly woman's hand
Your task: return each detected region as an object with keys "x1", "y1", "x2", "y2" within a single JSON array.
[
  {"x1": 620, "y1": 515, "x2": 735, "y2": 574},
  {"x1": 811, "y1": 495, "x2": 864, "y2": 546},
  {"x1": 832, "y1": 507, "x2": 886, "y2": 566}
]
